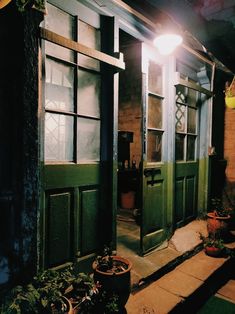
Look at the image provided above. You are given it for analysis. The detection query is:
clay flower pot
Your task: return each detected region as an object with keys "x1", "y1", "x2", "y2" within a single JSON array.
[
  {"x1": 205, "y1": 246, "x2": 223, "y2": 257},
  {"x1": 206, "y1": 212, "x2": 230, "y2": 236},
  {"x1": 92, "y1": 256, "x2": 132, "y2": 310}
]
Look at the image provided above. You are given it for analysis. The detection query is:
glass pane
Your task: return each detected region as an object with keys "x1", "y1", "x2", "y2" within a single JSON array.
[
  {"x1": 78, "y1": 20, "x2": 100, "y2": 70},
  {"x1": 77, "y1": 118, "x2": 100, "y2": 162},
  {"x1": 77, "y1": 69, "x2": 100, "y2": 117},
  {"x1": 45, "y1": 113, "x2": 73, "y2": 161},
  {"x1": 175, "y1": 103, "x2": 186, "y2": 132},
  {"x1": 175, "y1": 133, "x2": 185, "y2": 161},
  {"x1": 45, "y1": 59, "x2": 74, "y2": 112},
  {"x1": 187, "y1": 135, "x2": 196, "y2": 161},
  {"x1": 175, "y1": 85, "x2": 186, "y2": 104},
  {"x1": 147, "y1": 130, "x2": 162, "y2": 162},
  {"x1": 187, "y1": 107, "x2": 196, "y2": 134},
  {"x1": 148, "y1": 96, "x2": 162, "y2": 129},
  {"x1": 45, "y1": 3, "x2": 74, "y2": 62},
  {"x1": 187, "y1": 86, "x2": 197, "y2": 107},
  {"x1": 148, "y1": 61, "x2": 162, "y2": 94}
]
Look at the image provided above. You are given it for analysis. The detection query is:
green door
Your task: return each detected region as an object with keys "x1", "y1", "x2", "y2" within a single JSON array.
[
  {"x1": 140, "y1": 45, "x2": 168, "y2": 255},
  {"x1": 40, "y1": 3, "x2": 122, "y2": 269},
  {"x1": 174, "y1": 81, "x2": 199, "y2": 227}
]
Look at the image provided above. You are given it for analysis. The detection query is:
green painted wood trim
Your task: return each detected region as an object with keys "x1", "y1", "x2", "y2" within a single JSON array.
[{"x1": 44, "y1": 164, "x2": 100, "y2": 189}]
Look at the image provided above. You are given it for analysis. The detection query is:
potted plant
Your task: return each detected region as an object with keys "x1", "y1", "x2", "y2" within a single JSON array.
[
  {"x1": 207, "y1": 197, "x2": 231, "y2": 237},
  {"x1": 203, "y1": 236, "x2": 225, "y2": 257},
  {"x1": 92, "y1": 245, "x2": 132, "y2": 312},
  {"x1": 0, "y1": 279, "x2": 73, "y2": 314}
]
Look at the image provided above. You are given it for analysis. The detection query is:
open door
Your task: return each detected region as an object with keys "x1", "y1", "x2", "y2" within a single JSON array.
[
  {"x1": 40, "y1": 2, "x2": 123, "y2": 269},
  {"x1": 140, "y1": 44, "x2": 168, "y2": 255}
]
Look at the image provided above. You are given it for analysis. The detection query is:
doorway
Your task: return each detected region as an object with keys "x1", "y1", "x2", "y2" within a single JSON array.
[{"x1": 117, "y1": 30, "x2": 142, "y2": 256}]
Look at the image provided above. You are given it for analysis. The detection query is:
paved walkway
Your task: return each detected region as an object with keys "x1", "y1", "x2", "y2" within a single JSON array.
[{"x1": 126, "y1": 242, "x2": 235, "y2": 313}]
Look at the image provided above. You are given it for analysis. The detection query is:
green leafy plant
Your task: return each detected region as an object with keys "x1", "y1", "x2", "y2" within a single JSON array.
[
  {"x1": 94, "y1": 245, "x2": 128, "y2": 273},
  {"x1": 15, "y1": 0, "x2": 45, "y2": 12},
  {"x1": 210, "y1": 197, "x2": 231, "y2": 217}
]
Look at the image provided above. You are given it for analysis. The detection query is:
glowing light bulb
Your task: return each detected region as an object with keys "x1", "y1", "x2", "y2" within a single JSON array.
[{"x1": 153, "y1": 34, "x2": 183, "y2": 55}]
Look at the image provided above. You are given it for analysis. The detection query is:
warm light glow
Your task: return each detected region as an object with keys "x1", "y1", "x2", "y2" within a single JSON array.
[{"x1": 153, "y1": 34, "x2": 183, "y2": 55}]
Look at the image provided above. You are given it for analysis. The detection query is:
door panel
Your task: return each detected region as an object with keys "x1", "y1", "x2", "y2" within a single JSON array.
[
  {"x1": 46, "y1": 191, "x2": 72, "y2": 267},
  {"x1": 140, "y1": 44, "x2": 167, "y2": 255},
  {"x1": 175, "y1": 163, "x2": 198, "y2": 226},
  {"x1": 142, "y1": 166, "x2": 166, "y2": 252}
]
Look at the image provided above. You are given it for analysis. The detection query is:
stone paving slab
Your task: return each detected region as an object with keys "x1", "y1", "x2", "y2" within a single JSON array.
[
  {"x1": 176, "y1": 251, "x2": 228, "y2": 281},
  {"x1": 216, "y1": 279, "x2": 235, "y2": 303},
  {"x1": 126, "y1": 284, "x2": 183, "y2": 314},
  {"x1": 155, "y1": 269, "x2": 203, "y2": 298}
]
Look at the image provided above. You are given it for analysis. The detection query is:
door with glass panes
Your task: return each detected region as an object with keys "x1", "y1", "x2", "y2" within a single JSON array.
[
  {"x1": 175, "y1": 81, "x2": 199, "y2": 228},
  {"x1": 41, "y1": 3, "x2": 119, "y2": 268},
  {"x1": 140, "y1": 44, "x2": 168, "y2": 255}
]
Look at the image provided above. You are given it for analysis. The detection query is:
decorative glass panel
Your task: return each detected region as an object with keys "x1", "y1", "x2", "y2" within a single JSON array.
[
  {"x1": 78, "y1": 20, "x2": 100, "y2": 70},
  {"x1": 175, "y1": 85, "x2": 186, "y2": 104},
  {"x1": 147, "y1": 130, "x2": 162, "y2": 162},
  {"x1": 45, "y1": 59, "x2": 74, "y2": 112},
  {"x1": 175, "y1": 103, "x2": 186, "y2": 132},
  {"x1": 148, "y1": 96, "x2": 162, "y2": 129},
  {"x1": 45, "y1": 3, "x2": 74, "y2": 62},
  {"x1": 77, "y1": 69, "x2": 100, "y2": 117},
  {"x1": 77, "y1": 118, "x2": 100, "y2": 162},
  {"x1": 175, "y1": 133, "x2": 185, "y2": 161},
  {"x1": 148, "y1": 62, "x2": 162, "y2": 94},
  {"x1": 45, "y1": 113, "x2": 73, "y2": 161},
  {"x1": 187, "y1": 107, "x2": 196, "y2": 134},
  {"x1": 187, "y1": 135, "x2": 196, "y2": 161}
]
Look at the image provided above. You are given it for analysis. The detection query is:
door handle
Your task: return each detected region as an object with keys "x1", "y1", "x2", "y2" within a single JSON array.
[
  {"x1": 144, "y1": 168, "x2": 161, "y2": 186},
  {"x1": 144, "y1": 168, "x2": 161, "y2": 177}
]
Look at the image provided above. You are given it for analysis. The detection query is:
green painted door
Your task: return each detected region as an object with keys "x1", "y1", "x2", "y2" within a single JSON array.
[
  {"x1": 140, "y1": 45, "x2": 168, "y2": 255},
  {"x1": 40, "y1": 3, "x2": 119, "y2": 269},
  {"x1": 174, "y1": 82, "x2": 199, "y2": 227}
]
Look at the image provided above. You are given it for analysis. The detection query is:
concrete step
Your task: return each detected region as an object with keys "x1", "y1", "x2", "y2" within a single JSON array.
[{"x1": 126, "y1": 243, "x2": 235, "y2": 314}]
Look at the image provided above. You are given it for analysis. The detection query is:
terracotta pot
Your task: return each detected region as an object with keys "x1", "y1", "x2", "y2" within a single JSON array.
[
  {"x1": 205, "y1": 246, "x2": 223, "y2": 257},
  {"x1": 93, "y1": 256, "x2": 132, "y2": 309},
  {"x1": 206, "y1": 212, "x2": 230, "y2": 236}
]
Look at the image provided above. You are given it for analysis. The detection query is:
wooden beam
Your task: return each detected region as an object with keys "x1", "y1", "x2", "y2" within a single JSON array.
[
  {"x1": 40, "y1": 27, "x2": 125, "y2": 70},
  {"x1": 174, "y1": 72, "x2": 213, "y2": 97}
]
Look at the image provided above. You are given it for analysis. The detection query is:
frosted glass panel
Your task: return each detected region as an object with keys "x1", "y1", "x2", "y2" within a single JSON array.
[
  {"x1": 148, "y1": 62, "x2": 162, "y2": 94},
  {"x1": 78, "y1": 20, "x2": 100, "y2": 70},
  {"x1": 45, "y1": 59, "x2": 74, "y2": 112},
  {"x1": 77, "y1": 118, "x2": 100, "y2": 162},
  {"x1": 175, "y1": 134, "x2": 184, "y2": 161},
  {"x1": 187, "y1": 135, "x2": 196, "y2": 161},
  {"x1": 187, "y1": 85, "x2": 197, "y2": 107},
  {"x1": 148, "y1": 95, "x2": 162, "y2": 129},
  {"x1": 147, "y1": 130, "x2": 162, "y2": 162},
  {"x1": 188, "y1": 107, "x2": 196, "y2": 134},
  {"x1": 45, "y1": 3, "x2": 74, "y2": 62},
  {"x1": 77, "y1": 69, "x2": 100, "y2": 117},
  {"x1": 45, "y1": 113, "x2": 73, "y2": 161}
]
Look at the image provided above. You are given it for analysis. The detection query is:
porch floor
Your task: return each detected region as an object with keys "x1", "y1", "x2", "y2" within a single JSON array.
[{"x1": 116, "y1": 211, "x2": 234, "y2": 291}]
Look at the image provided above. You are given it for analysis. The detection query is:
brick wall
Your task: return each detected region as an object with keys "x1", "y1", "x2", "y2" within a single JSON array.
[
  {"x1": 224, "y1": 107, "x2": 235, "y2": 205},
  {"x1": 119, "y1": 42, "x2": 142, "y2": 168}
]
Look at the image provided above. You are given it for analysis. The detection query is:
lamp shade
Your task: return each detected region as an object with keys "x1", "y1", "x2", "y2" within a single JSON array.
[
  {"x1": 153, "y1": 34, "x2": 183, "y2": 55},
  {"x1": 0, "y1": 0, "x2": 12, "y2": 9}
]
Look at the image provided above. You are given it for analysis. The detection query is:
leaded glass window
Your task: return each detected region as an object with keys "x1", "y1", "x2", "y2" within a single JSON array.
[
  {"x1": 175, "y1": 84, "x2": 198, "y2": 162},
  {"x1": 147, "y1": 61, "x2": 164, "y2": 162},
  {"x1": 44, "y1": 4, "x2": 101, "y2": 163}
]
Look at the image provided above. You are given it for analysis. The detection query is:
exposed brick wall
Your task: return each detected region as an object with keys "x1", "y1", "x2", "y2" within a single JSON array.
[
  {"x1": 119, "y1": 42, "x2": 142, "y2": 168},
  {"x1": 224, "y1": 107, "x2": 235, "y2": 206}
]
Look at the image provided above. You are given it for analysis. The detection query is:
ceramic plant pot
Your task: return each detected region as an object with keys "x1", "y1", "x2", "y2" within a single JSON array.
[{"x1": 93, "y1": 256, "x2": 132, "y2": 310}]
